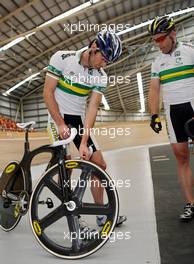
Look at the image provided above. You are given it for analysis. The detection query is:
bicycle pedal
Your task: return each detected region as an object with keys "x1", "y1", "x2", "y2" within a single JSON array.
[
  {"x1": 46, "y1": 198, "x2": 54, "y2": 208},
  {"x1": 38, "y1": 198, "x2": 54, "y2": 208}
]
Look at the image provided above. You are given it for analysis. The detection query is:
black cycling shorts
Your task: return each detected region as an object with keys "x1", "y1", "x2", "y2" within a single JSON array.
[
  {"x1": 165, "y1": 101, "x2": 194, "y2": 143},
  {"x1": 63, "y1": 114, "x2": 98, "y2": 153}
]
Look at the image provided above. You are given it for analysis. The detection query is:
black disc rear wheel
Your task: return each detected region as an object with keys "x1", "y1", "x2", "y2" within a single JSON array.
[{"x1": 0, "y1": 161, "x2": 26, "y2": 231}]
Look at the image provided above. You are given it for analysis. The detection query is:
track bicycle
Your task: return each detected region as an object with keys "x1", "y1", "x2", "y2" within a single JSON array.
[
  {"x1": 0, "y1": 121, "x2": 77, "y2": 231},
  {"x1": 0, "y1": 121, "x2": 119, "y2": 259}
]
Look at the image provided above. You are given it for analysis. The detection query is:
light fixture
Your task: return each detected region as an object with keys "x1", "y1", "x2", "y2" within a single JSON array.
[
  {"x1": 102, "y1": 95, "x2": 110, "y2": 110},
  {"x1": 0, "y1": 32, "x2": 35, "y2": 52},
  {"x1": 0, "y1": 5, "x2": 193, "y2": 52},
  {"x1": 38, "y1": 0, "x2": 99, "y2": 27},
  {"x1": 38, "y1": 1, "x2": 100, "y2": 28},
  {"x1": 3, "y1": 72, "x2": 40, "y2": 96},
  {"x1": 0, "y1": 1, "x2": 100, "y2": 51},
  {"x1": 2, "y1": 5, "x2": 194, "y2": 96},
  {"x1": 117, "y1": 7, "x2": 194, "y2": 36},
  {"x1": 136, "y1": 72, "x2": 145, "y2": 113}
]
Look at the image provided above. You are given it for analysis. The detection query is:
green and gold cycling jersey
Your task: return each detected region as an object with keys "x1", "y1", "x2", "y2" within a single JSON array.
[
  {"x1": 46, "y1": 50, "x2": 107, "y2": 115},
  {"x1": 151, "y1": 42, "x2": 194, "y2": 104}
]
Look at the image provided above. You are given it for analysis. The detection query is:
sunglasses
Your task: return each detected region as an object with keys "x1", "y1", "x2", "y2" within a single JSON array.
[{"x1": 153, "y1": 32, "x2": 170, "y2": 43}]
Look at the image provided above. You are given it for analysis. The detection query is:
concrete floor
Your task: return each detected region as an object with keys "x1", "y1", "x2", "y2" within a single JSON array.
[
  {"x1": 150, "y1": 144, "x2": 194, "y2": 264},
  {"x1": 0, "y1": 146, "x2": 160, "y2": 264}
]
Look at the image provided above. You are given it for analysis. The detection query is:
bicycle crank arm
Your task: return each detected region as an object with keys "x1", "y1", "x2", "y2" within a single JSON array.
[{"x1": 2, "y1": 190, "x2": 19, "y2": 201}]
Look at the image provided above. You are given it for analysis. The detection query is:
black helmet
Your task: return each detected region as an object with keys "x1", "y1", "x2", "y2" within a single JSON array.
[{"x1": 148, "y1": 16, "x2": 175, "y2": 35}]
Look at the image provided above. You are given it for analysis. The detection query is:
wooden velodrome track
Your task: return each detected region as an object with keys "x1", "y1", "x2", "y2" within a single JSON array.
[{"x1": 0, "y1": 121, "x2": 168, "y2": 170}]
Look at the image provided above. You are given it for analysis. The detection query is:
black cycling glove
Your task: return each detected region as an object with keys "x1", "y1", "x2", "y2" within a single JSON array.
[{"x1": 150, "y1": 114, "x2": 162, "y2": 134}]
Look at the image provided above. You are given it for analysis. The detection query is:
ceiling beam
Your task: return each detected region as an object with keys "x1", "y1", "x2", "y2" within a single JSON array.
[
  {"x1": 0, "y1": 0, "x2": 40, "y2": 24},
  {"x1": 0, "y1": 30, "x2": 92, "y2": 83},
  {"x1": 0, "y1": 0, "x2": 112, "y2": 46},
  {"x1": 0, "y1": 0, "x2": 183, "y2": 47},
  {"x1": 0, "y1": 30, "x2": 150, "y2": 84},
  {"x1": 22, "y1": 84, "x2": 43, "y2": 99},
  {"x1": 1, "y1": 4, "x2": 192, "y2": 85}
]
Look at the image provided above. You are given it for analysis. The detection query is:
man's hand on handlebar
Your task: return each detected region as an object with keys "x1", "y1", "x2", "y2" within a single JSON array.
[{"x1": 58, "y1": 124, "x2": 70, "y2": 139}]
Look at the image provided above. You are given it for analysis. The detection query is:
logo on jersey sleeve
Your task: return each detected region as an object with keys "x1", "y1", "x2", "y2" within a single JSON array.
[
  {"x1": 174, "y1": 51, "x2": 181, "y2": 57},
  {"x1": 173, "y1": 50, "x2": 183, "y2": 65},
  {"x1": 176, "y1": 57, "x2": 183, "y2": 65}
]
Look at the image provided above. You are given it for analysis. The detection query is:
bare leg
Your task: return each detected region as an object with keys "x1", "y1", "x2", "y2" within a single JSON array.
[
  {"x1": 89, "y1": 150, "x2": 106, "y2": 204},
  {"x1": 171, "y1": 142, "x2": 194, "y2": 203}
]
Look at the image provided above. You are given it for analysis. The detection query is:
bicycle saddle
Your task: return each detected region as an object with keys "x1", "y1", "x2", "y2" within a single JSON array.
[{"x1": 17, "y1": 121, "x2": 36, "y2": 130}]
